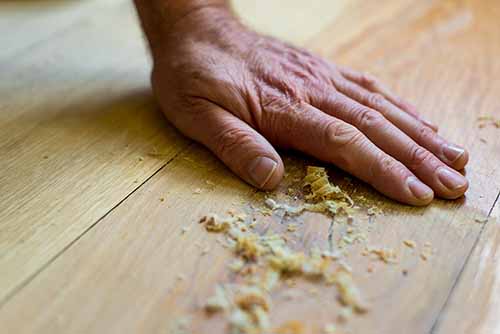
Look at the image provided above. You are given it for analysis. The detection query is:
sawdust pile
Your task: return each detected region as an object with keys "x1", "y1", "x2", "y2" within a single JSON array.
[
  {"x1": 196, "y1": 167, "x2": 371, "y2": 333},
  {"x1": 183, "y1": 166, "x2": 432, "y2": 333}
]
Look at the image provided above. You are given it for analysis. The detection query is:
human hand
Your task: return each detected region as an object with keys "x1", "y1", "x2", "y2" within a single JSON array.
[{"x1": 150, "y1": 7, "x2": 468, "y2": 206}]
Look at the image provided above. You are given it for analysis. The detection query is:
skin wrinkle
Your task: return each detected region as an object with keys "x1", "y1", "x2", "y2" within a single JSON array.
[{"x1": 134, "y1": 0, "x2": 470, "y2": 204}]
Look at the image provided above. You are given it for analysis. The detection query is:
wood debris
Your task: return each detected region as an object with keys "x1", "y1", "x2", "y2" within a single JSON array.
[
  {"x1": 194, "y1": 165, "x2": 395, "y2": 333},
  {"x1": 198, "y1": 208, "x2": 368, "y2": 333},
  {"x1": 420, "y1": 242, "x2": 433, "y2": 261},
  {"x1": 205, "y1": 285, "x2": 229, "y2": 313},
  {"x1": 303, "y1": 166, "x2": 345, "y2": 201},
  {"x1": 475, "y1": 218, "x2": 488, "y2": 224},
  {"x1": 367, "y1": 247, "x2": 398, "y2": 264},
  {"x1": 328, "y1": 269, "x2": 369, "y2": 313},
  {"x1": 477, "y1": 115, "x2": 500, "y2": 128},
  {"x1": 403, "y1": 240, "x2": 416, "y2": 248}
]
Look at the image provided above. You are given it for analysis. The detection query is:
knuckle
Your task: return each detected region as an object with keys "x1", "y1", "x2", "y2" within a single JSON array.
[
  {"x1": 355, "y1": 107, "x2": 385, "y2": 130},
  {"x1": 213, "y1": 126, "x2": 251, "y2": 161},
  {"x1": 370, "y1": 154, "x2": 405, "y2": 180},
  {"x1": 408, "y1": 145, "x2": 432, "y2": 168},
  {"x1": 324, "y1": 121, "x2": 364, "y2": 152},
  {"x1": 367, "y1": 93, "x2": 386, "y2": 108},
  {"x1": 260, "y1": 86, "x2": 301, "y2": 114},
  {"x1": 417, "y1": 124, "x2": 435, "y2": 142}
]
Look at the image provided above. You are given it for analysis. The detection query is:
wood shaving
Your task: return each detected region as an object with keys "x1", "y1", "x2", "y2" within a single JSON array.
[
  {"x1": 303, "y1": 166, "x2": 344, "y2": 201},
  {"x1": 196, "y1": 165, "x2": 382, "y2": 333},
  {"x1": 205, "y1": 285, "x2": 229, "y2": 313},
  {"x1": 199, "y1": 214, "x2": 232, "y2": 233},
  {"x1": 477, "y1": 115, "x2": 500, "y2": 128},
  {"x1": 403, "y1": 240, "x2": 416, "y2": 248},
  {"x1": 329, "y1": 269, "x2": 369, "y2": 313},
  {"x1": 193, "y1": 188, "x2": 202, "y2": 195},
  {"x1": 235, "y1": 286, "x2": 270, "y2": 312},
  {"x1": 368, "y1": 247, "x2": 398, "y2": 264}
]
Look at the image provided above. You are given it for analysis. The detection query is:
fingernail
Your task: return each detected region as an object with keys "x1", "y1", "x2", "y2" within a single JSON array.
[
  {"x1": 437, "y1": 167, "x2": 468, "y2": 190},
  {"x1": 248, "y1": 156, "x2": 277, "y2": 188},
  {"x1": 407, "y1": 177, "x2": 434, "y2": 200},
  {"x1": 442, "y1": 144, "x2": 465, "y2": 163}
]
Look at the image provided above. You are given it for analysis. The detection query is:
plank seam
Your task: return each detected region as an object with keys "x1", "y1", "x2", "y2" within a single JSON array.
[
  {"x1": 0, "y1": 143, "x2": 192, "y2": 309},
  {"x1": 429, "y1": 189, "x2": 500, "y2": 333}
]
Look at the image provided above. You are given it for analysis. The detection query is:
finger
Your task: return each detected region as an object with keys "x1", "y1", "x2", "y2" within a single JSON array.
[
  {"x1": 337, "y1": 66, "x2": 439, "y2": 131},
  {"x1": 331, "y1": 75, "x2": 469, "y2": 171},
  {"x1": 178, "y1": 100, "x2": 284, "y2": 190},
  {"x1": 269, "y1": 102, "x2": 433, "y2": 206},
  {"x1": 311, "y1": 91, "x2": 468, "y2": 199}
]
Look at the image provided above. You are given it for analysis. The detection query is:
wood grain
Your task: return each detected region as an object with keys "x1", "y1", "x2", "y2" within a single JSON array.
[
  {"x1": 432, "y1": 214, "x2": 500, "y2": 334},
  {"x1": 232, "y1": 0, "x2": 350, "y2": 45},
  {"x1": 0, "y1": 0, "x2": 125, "y2": 59},
  {"x1": 0, "y1": 0, "x2": 342, "y2": 309},
  {"x1": 1, "y1": 0, "x2": 500, "y2": 333},
  {"x1": 0, "y1": 2, "x2": 189, "y2": 303},
  {"x1": 432, "y1": 197, "x2": 500, "y2": 333}
]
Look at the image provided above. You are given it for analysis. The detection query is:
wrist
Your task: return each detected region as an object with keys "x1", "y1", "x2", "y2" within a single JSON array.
[{"x1": 134, "y1": 0, "x2": 233, "y2": 58}]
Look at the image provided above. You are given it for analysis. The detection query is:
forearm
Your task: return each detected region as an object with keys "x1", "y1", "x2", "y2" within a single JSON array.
[{"x1": 134, "y1": 0, "x2": 231, "y2": 58}]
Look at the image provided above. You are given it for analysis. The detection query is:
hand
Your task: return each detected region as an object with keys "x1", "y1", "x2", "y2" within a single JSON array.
[{"x1": 150, "y1": 7, "x2": 468, "y2": 206}]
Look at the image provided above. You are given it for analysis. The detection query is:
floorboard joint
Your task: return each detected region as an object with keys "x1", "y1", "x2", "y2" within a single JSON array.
[
  {"x1": 429, "y1": 189, "x2": 500, "y2": 333},
  {"x1": 0, "y1": 143, "x2": 192, "y2": 309}
]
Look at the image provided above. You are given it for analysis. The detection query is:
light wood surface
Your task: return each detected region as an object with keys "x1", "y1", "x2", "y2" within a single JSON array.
[{"x1": 0, "y1": 0, "x2": 499, "y2": 333}]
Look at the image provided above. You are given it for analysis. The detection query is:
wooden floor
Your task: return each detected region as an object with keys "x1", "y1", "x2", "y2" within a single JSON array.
[{"x1": 1, "y1": 0, "x2": 499, "y2": 333}]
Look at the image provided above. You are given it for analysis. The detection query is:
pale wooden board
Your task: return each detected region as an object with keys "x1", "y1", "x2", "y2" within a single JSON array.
[
  {"x1": 0, "y1": 0, "x2": 125, "y2": 59},
  {"x1": 1, "y1": 0, "x2": 500, "y2": 333},
  {"x1": 0, "y1": 141, "x2": 492, "y2": 334},
  {"x1": 0, "y1": 2, "x2": 189, "y2": 303},
  {"x1": 0, "y1": 0, "x2": 343, "y2": 307},
  {"x1": 232, "y1": 0, "x2": 350, "y2": 45},
  {"x1": 432, "y1": 204, "x2": 500, "y2": 334}
]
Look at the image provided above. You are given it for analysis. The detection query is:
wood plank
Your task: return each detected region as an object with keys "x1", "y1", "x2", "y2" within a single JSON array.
[
  {"x1": 0, "y1": 143, "x2": 492, "y2": 334},
  {"x1": 0, "y1": 2, "x2": 189, "y2": 303},
  {"x1": 232, "y1": 0, "x2": 350, "y2": 45},
  {"x1": 1, "y1": 1, "x2": 499, "y2": 333},
  {"x1": 0, "y1": 0, "x2": 125, "y2": 59},
  {"x1": 432, "y1": 200, "x2": 500, "y2": 334},
  {"x1": 0, "y1": 0, "x2": 345, "y2": 306}
]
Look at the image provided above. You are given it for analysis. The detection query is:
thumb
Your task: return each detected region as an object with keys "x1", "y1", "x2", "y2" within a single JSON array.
[{"x1": 182, "y1": 101, "x2": 284, "y2": 190}]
